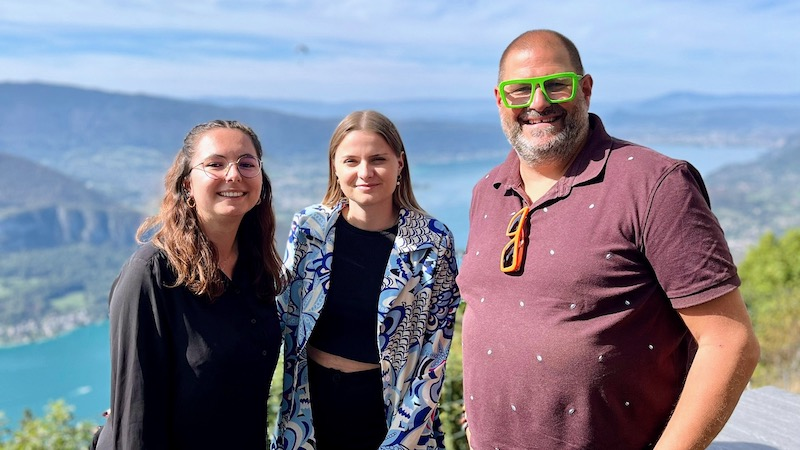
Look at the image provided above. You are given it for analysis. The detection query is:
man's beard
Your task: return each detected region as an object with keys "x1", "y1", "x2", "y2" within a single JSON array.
[{"x1": 501, "y1": 98, "x2": 590, "y2": 167}]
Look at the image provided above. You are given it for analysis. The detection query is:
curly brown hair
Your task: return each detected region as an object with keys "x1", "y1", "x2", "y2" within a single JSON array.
[{"x1": 136, "y1": 119, "x2": 285, "y2": 300}]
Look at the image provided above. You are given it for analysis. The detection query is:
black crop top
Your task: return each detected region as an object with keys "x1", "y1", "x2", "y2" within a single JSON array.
[{"x1": 308, "y1": 215, "x2": 397, "y2": 364}]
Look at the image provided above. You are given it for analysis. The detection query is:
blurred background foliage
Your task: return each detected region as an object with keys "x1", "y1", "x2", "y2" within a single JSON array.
[
  {"x1": 738, "y1": 228, "x2": 800, "y2": 392},
  {"x1": 0, "y1": 400, "x2": 95, "y2": 450}
]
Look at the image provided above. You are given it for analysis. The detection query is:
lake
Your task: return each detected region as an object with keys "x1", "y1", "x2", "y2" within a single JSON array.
[{"x1": 0, "y1": 144, "x2": 768, "y2": 427}]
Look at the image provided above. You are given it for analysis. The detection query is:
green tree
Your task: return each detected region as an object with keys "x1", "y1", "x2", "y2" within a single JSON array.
[
  {"x1": 0, "y1": 400, "x2": 96, "y2": 450},
  {"x1": 440, "y1": 303, "x2": 468, "y2": 450},
  {"x1": 739, "y1": 228, "x2": 800, "y2": 392}
]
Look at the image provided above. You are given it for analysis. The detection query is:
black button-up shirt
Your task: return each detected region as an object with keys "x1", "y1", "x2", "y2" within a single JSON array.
[{"x1": 98, "y1": 242, "x2": 281, "y2": 449}]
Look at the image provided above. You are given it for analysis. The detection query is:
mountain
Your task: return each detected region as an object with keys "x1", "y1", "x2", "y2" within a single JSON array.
[
  {"x1": 0, "y1": 81, "x2": 798, "y2": 343},
  {"x1": 202, "y1": 91, "x2": 800, "y2": 149},
  {"x1": 0, "y1": 82, "x2": 508, "y2": 210},
  {"x1": 199, "y1": 96, "x2": 499, "y2": 124},
  {"x1": 0, "y1": 153, "x2": 143, "y2": 252},
  {"x1": 706, "y1": 134, "x2": 800, "y2": 257}
]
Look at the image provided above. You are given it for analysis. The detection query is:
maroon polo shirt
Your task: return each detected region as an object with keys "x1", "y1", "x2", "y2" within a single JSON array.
[{"x1": 458, "y1": 114, "x2": 740, "y2": 449}]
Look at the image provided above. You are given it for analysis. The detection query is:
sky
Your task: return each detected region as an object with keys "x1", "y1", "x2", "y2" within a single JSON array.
[{"x1": 1, "y1": 0, "x2": 798, "y2": 107}]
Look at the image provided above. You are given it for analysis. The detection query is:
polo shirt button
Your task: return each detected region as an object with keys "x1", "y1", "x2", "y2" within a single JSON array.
[
  {"x1": 568, "y1": 407, "x2": 576, "y2": 415},
  {"x1": 262, "y1": 350, "x2": 268, "y2": 356},
  {"x1": 569, "y1": 303, "x2": 576, "y2": 310},
  {"x1": 251, "y1": 318, "x2": 257, "y2": 324}
]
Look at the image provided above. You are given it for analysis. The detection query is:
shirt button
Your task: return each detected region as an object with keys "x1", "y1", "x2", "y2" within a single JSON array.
[
  {"x1": 262, "y1": 350, "x2": 268, "y2": 356},
  {"x1": 251, "y1": 318, "x2": 257, "y2": 324}
]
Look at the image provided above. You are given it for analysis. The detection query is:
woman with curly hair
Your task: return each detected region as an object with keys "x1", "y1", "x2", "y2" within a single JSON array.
[{"x1": 96, "y1": 119, "x2": 285, "y2": 449}]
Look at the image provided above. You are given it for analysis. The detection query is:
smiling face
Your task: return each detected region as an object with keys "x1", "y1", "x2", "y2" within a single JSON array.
[
  {"x1": 334, "y1": 130, "x2": 403, "y2": 220},
  {"x1": 184, "y1": 127, "x2": 263, "y2": 229},
  {"x1": 495, "y1": 35, "x2": 593, "y2": 167}
]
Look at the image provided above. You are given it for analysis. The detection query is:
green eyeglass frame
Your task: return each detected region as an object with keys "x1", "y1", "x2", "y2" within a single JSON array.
[{"x1": 498, "y1": 72, "x2": 584, "y2": 108}]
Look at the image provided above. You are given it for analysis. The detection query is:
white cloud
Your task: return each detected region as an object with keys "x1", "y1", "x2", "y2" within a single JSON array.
[{"x1": 0, "y1": 0, "x2": 798, "y2": 103}]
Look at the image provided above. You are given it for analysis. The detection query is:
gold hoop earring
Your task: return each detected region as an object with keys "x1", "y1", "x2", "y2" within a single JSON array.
[{"x1": 186, "y1": 196, "x2": 196, "y2": 208}]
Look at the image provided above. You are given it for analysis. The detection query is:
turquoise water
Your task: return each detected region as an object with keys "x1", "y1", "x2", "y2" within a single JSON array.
[
  {"x1": 0, "y1": 322, "x2": 110, "y2": 426},
  {"x1": 0, "y1": 145, "x2": 767, "y2": 427}
]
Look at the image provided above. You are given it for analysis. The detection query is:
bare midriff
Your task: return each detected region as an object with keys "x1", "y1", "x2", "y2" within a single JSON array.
[{"x1": 308, "y1": 346, "x2": 381, "y2": 373}]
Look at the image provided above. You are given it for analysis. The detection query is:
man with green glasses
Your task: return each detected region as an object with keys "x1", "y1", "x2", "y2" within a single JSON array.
[{"x1": 457, "y1": 29, "x2": 760, "y2": 449}]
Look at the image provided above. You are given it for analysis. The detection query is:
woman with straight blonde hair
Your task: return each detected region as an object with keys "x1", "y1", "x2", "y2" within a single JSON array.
[{"x1": 274, "y1": 110, "x2": 461, "y2": 450}]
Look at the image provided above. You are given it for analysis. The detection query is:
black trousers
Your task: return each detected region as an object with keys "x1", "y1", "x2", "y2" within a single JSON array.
[{"x1": 308, "y1": 358, "x2": 388, "y2": 450}]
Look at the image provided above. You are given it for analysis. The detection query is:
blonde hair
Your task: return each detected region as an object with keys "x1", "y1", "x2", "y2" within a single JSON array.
[
  {"x1": 321, "y1": 110, "x2": 423, "y2": 213},
  {"x1": 136, "y1": 119, "x2": 285, "y2": 300}
]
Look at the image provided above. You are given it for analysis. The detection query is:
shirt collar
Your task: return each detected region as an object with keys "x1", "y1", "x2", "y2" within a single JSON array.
[
  {"x1": 490, "y1": 113, "x2": 614, "y2": 201},
  {"x1": 320, "y1": 199, "x2": 434, "y2": 254}
]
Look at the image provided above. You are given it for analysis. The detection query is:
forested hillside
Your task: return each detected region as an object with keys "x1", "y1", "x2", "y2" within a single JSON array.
[{"x1": 705, "y1": 135, "x2": 800, "y2": 257}]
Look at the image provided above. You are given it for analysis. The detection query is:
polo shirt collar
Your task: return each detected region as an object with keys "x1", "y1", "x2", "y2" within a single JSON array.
[{"x1": 491, "y1": 113, "x2": 613, "y2": 202}]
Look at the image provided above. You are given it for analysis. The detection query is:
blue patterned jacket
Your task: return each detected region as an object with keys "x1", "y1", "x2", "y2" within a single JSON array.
[{"x1": 272, "y1": 201, "x2": 461, "y2": 450}]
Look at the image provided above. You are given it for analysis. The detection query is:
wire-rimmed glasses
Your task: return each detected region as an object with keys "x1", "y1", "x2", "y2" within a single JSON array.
[{"x1": 192, "y1": 154, "x2": 262, "y2": 179}]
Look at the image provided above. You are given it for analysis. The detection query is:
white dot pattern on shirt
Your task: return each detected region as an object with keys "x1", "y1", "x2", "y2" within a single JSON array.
[{"x1": 467, "y1": 196, "x2": 653, "y2": 431}]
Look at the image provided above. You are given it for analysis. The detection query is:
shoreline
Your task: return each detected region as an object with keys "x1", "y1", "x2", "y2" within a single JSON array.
[{"x1": 0, "y1": 311, "x2": 105, "y2": 349}]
